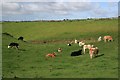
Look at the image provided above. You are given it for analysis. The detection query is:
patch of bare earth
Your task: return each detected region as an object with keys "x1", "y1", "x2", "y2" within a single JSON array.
[{"x1": 29, "y1": 38, "x2": 97, "y2": 44}]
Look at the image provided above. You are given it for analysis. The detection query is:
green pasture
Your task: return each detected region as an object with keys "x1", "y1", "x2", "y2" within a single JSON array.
[
  {"x1": 3, "y1": 19, "x2": 117, "y2": 40},
  {"x1": 2, "y1": 19, "x2": 118, "y2": 78}
]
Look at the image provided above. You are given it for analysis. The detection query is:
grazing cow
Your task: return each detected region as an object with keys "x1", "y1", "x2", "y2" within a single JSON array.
[
  {"x1": 71, "y1": 49, "x2": 82, "y2": 56},
  {"x1": 103, "y1": 36, "x2": 113, "y2": 42},
  {"x1": 98, "y1": 36, "x2": 102, "y2": 42},
  {"x1": 83, "y1": 44, "x2": 94, "y2": 54},
  {"x1": 75, "y1": 39, "x2": 78, "y2": 44},
  {"x1": 8, "y1": 42, "x2": 19, "y2": 49},
  {"x1": 18, "y1": 36, "x2": 24, "y2": 41},
  {"x1": 67, "y1": 43, "x2": 71, "y2": 46},
  {"x1": 46, "y1": 52, "x2": 57, "y2": 58},
  {"x1": 58, "y1": 48, "x2": 62, "y2": 53},
  {"x1": 78, "y1": 41, "x2": 85, "y2": 47},
  {"x1": 89, "y1": 47, "x2": 99, "y2": 59}
]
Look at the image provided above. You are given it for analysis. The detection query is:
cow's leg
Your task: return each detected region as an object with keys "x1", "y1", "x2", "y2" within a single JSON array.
[
  {"x1": 89, "y1": 49, "x2": 93, "y2": 59},
  {"x1": 104, "y1": 39, "x2": 107, "y2": 42},
  {"x1": 16, "y1": 46, "x2": 19, "y2": 50},
  {"x1": 108, "y1": 39, "x2": 110, "y2": 42},
  {"x1": 110, "y1": 39, "x2": 113, "y2": 42},
  {"x1": 104, "y1": 39, "x2": 106, "y2": 42},
  {"x1": 95, "y1": 53, "x2": 98, "y2": 57},
  {"x1": 90, "y1": 53, "x2": 93, "y2": 59}
]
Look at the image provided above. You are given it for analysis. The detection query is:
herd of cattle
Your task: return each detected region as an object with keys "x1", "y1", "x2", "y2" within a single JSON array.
[{"x1": 7, "y1": 35, "x2": 113, "y2": 59}]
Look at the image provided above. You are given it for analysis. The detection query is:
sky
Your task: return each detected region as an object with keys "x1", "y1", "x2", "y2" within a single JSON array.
[{"x1": 1, "y1": 0, "x2": 120, "y2": 21}]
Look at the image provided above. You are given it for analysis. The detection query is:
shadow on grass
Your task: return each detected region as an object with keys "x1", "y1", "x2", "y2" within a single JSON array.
[{"x1": 96, "y1": 54, "x2": 104, "y2": 58}]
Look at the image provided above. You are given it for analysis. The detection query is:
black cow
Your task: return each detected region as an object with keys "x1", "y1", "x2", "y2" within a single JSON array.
[
  {"x1": 71, "y1": 49, "x2": 82, "y2": 56},
  {"x1": 18, "y1": 36, "x2": 24, "y2": 41},
  {"x1": 8, "y1": 42, "x2": 19, "y2": 49}
]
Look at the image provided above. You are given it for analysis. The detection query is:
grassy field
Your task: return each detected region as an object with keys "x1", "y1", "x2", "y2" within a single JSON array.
[{"x1": 2, "y1": 19, "x2": 118, "y2": 78}]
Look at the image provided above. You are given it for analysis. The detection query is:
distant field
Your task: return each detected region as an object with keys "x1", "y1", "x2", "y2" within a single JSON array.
[
  {"x1": 2, "y1": 19, "x2": 118, "y2": 78},
  {"x1": 3, "y1": 19, "x2": 118, "y2": 41}
]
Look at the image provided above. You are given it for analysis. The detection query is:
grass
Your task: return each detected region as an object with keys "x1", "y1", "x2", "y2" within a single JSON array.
[
  {"x1": 2, "y1": 19, "x2": 117, "y2": 40},
  {"x1": 2, "y1": 19, "x2": 118, "y2": 78}
]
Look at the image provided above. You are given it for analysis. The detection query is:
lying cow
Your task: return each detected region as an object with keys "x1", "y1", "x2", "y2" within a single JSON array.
[
  {"x1": 8, "y1": 42, "x2": 19, "y2": 49},
  {"x1": 67, "y1": 43, "x2": 71, "y2": 46},
  {"x1": 46, "y1": 52, "x2": 57, "y2": 58},
  {"x1": 71, "y1": 49, "x2": 82, "y2": 56},
  {"x1": 78, "y1": 41, "x2": 85, "y2": 47},
  {"x1": 89, "y1": 47, "x2": 99, "y2": 59},
  {"x1": 58, "y1": 48, "x2": 62, "y2": 53},
  {"x1": 103, "y1": 36, "x2": 113, "y2": 42},
  {"x1": 83, "y1": 44, "x2": 94, "y2": 54}
]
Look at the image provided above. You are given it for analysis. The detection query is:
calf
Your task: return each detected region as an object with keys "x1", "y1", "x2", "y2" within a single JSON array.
[
  {"x1": 103, "y1": 36, "x2": 113, "y2": 42},
  {"x1": 46, "y1": 52, "x2": 57, "y2": 58},
  {"x1": 89, "y1": 47, "x2": 99, "y2": 59},
  {"x1": 8, "y1": 42, "x2": 19, "y2": 49},
  {"x1": 98, "y1": 36, "x2": 102, "y2": 42},
  {"x1": 58, "y1": 48, "x2": 62, "y2": 53},
  {"x1": 83, "y1": 44, "x2": 94, "y2": 54},
  {"x1": 71, "y1": 49, "x2": 82, "y2": 56}
]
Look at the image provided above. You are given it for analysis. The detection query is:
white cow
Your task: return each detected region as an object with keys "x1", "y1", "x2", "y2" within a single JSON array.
[
  {"x1": 83, "y1": 44, "x2": 94, "y2": 54},
  {"x1": 98, "y1": 36, "x2": 102, "y2": 42},
  {"x1": 78, "y1": 41, "x2": 85, "y2": 47},
  {"x1": 75, "y1": 39, "x2": 78, "y2": 44}
]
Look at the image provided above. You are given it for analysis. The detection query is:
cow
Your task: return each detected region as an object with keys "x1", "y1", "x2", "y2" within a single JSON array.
[
  {"x1": 46, "y1": 52, "x2": 57, "y2": 58},
  {"x1": 18, "y1": 36, "x2": 24, "y2": 41},
  {"x1": 103, "y1": 36, "x2": 113, "y2": 42},
  {"x1": 83, "y1": 44, "x2": 94, "y2": 54},
  {"x1": 75, "y1": 39, "x2": 78, "y2": 44},
  {"x1": 89, "y1": 47, "x2": 99, "y2": 59},
  {"x1": 71, "y1": 49, "x2": 82, "y2": 56},
  {"x1": 58, "y1": 48, "x2": 62, "y2": 53},
  {"x1": 78, "y1": 41, "x2": 85, "y2": 47},
  {"x1": 67, "y1": 43, "x2": 71, "y2": 46},
  {"x1": 98, "y1": 36, "x2": 102, "y2": 42},
  {"x1": 8, "y1": 42, "x2": 19, "y2": 49}
]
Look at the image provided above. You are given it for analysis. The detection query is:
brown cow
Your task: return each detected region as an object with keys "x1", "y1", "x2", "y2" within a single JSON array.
[
  {"x1": 89, "y1": 47, "x2": 99, "y2": 59},
  {"x1": 83, "y1": 44, "x2": 94, "y2": 54},
  {"x1": 103, "y1": 36, "x2": 113, "y2": 42},
  {"x1": 46, "y1": 52, "x2": 57, "y2": 59}
]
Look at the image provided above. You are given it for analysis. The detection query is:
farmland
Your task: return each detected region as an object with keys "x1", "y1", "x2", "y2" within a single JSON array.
[{"x1": 2, "y1": 18, "x2": 118, "y2": 78}]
